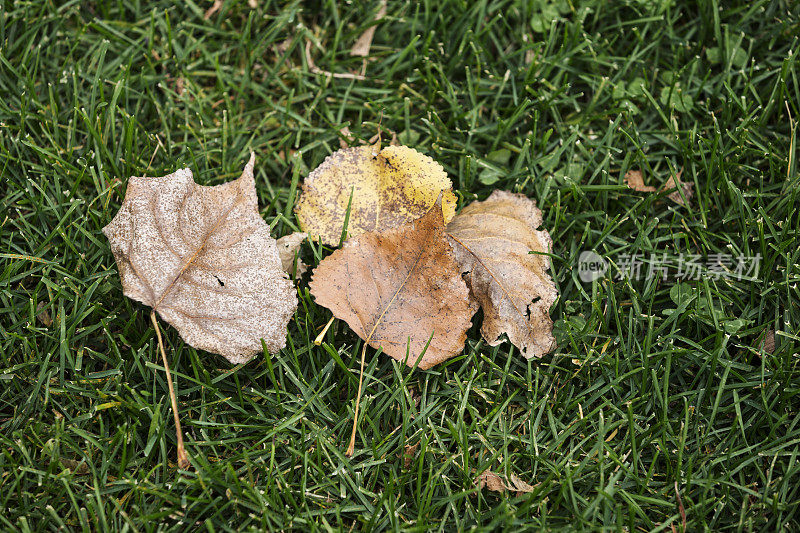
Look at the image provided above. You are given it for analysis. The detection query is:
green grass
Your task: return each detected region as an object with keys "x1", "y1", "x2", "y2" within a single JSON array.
[{"x1": 2, "y1": 0, "x2": 800, "y2": 530}]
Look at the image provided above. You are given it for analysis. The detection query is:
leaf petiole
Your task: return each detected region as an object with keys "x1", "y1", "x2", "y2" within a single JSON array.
[{"x1": 151, "y1": 310, "x2": 189, "y2": 470}]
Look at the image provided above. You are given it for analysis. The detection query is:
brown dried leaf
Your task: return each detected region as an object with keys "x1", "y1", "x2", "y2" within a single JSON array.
[
  {"x1": 507, "y1": 474, "x2": 536, "y2": 493},
  {"x1": 675, "y1": 481, "x2": 687, "y2": 532},
  {"x1": 663, "y1": 170, "x2": 693, "y2": 207},
  {"x1": 165, "y1": 75, "x2": 185, "y2": 97},
  {"x1": 59, "y1": 458, "x2": 89, "y2": 475},
  {"x1": 350, "y1": 0, "x2": 387, "y2": 57},
  {"x1": 476, "y1": 470, "x2": 506, "y2": 492},
  {"x1": 624, "y1": 170, "x2": 657, "y2": 192},
  {"x1": 36, "y1": 301, "x2": 53, "y2": 327},
  {"x1": 757, "y1": 329, "x2": 776, "y2": 354},
  {"x1": 309, "y1": 197, "x2": 475, "y2": 370},
  {"x1": 276, "y1": 232, "x2": 307, "y2": 277},
  {"x1": 401, "y1": 443, "x2": 418, "y2": 468},
  {"x1": 103, "y1": 154, "x2": 297, "y2": 364},
  {"x1": 625, "y1": 168, "x2": 693, "y2": 207},
  {"x1": 446, "y1": 191, "x2": 557, "y2": 359},
  {"x1": 475, "y1": 470, "x2": 536, "y2": 494}
]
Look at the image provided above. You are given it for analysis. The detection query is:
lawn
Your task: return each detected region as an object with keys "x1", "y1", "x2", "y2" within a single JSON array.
[{"x1": 2, "y1": 0, "x2": 800, "y2": 530}]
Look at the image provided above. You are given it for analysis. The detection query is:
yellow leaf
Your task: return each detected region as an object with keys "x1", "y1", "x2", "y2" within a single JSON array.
[{"x1": 295, "y1": 145, "x2": 457, "y2": 245}]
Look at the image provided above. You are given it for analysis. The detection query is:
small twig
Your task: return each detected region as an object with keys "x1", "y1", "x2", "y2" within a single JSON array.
[
  {"x1": 151, "y1": 310, "x2": 189, "y2": 469},
  {"x1": 787, "y1": 101, "x2": 795, "y2": 181},
  {"x1": 204, "y1": 0, "x2": 222, "y2": 20},
  {"x1": 146, "y1": 135, "x2": 165, "y2": 174},
  {"x1": 370, "y1": 110, "x2": 384, "y2": 157},
  {"x1": 305, "y1": 41, "x2": 367, "y2": 81},
  {"x1": 674, "y1": 481, "x2": 686, "y2": 532}
]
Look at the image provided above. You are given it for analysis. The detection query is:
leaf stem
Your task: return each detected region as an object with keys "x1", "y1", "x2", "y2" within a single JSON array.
[
  {"x1": 151, "y1": 310, "x2": 189, "y2": 469},
  {"x1": 314, "y1": 316, "x2": 335, "y2": 346},
  {"x1": 346, "y1": 341, "x2": 368, "y2": 456}
]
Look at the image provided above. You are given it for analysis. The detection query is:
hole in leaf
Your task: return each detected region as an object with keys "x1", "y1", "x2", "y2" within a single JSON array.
[{"x1": 525, "y1": 297, "x2": 541, "y2": 319}]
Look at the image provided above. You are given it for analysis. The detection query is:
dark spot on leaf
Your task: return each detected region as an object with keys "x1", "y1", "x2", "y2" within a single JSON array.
[{"x1": 525, "y1": 297, "x2": 541, "y2": 319}]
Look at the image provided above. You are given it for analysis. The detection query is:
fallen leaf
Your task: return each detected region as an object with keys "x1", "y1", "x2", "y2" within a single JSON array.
[
  {"x1": 276, "y1": 232, "x2": 308, "y2": 277},
  {"x1": 625, "y1": 168, "x2": 693, "y2": 207},
  {"x1": 663, "y1": 169, "x2": 693, "y2": 207},
  {"x1": 59, "y1": 458, "x2": 89, "y2": 475},
  {"x1": 350, "y1": 0, "x2": 387, "y2": 57},
  {"x1": 756, "y1": 329, "x2": 776, "y2": 354},
  {"x1": 407, "y1": 385, "x2": 421, "y2": 407},
  {"x1": 475, "y1": 469, "x2": 536, "y2": 494},
  {"x1": 311, "y1": 196, "x2": 474, "y2": 455},
  {"x1": 476, "y1": 470, "x2": 506, "y2": 492},
  {"x1": 100, "y1": 156, "x2": 297, "y2": 469},
  {"x1": 36, "y1": 301, "x2": 53, "y2": 327},
  {"x1": 624, "y1": 170, "x2": 656, "y2": 192},
  {"x1": 103, "y1": 153, "x2": 297, "y2": 364},
  {"x1": 507, "y1": 474, "x2": 536, "y2": 493},
  {"x1": 309, "y1": 196, "x2": 474, "y2": 369},
  {"x1": 296, "y1": 145, "x2": 457, "y2": 245},
  {"x1": 401, "y1": 443, "x2": 418, "y2": 468},
  {"x1": 446, "y1": 190, "x2": 557, "y2": 359},
  {"x1": 165, "y1": 75, "x2": 186, "y2": 97}
]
